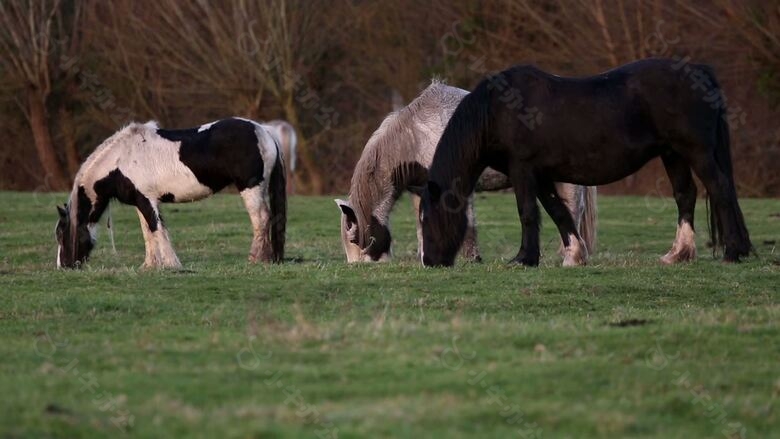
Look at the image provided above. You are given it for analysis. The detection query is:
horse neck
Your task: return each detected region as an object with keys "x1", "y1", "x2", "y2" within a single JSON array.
[
  {"x1": 350, "y1": 110, "x2": 429, "y2": 242},
  {"x1": 431, "y1": 153, "x2": 485, "y2": 204}
]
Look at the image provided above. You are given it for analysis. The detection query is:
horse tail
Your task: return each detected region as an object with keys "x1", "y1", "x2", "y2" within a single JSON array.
[
  {"x1": 579, "y1": 185, "x2": 598, "y2": 254},
  {"x1": 287, "y1": 126, "x2": 298, "y2": 172},
  {"x1": 707, "y1": 70, "x2": 752, "y2": 257},
  {"x1": 269, "y1": 148, "x2": 287, "y2": 263}
]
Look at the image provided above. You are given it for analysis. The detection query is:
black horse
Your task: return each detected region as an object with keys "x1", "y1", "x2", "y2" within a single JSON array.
[{"x1": 416, "y1": 58, "x2": 752, "y2": 267}]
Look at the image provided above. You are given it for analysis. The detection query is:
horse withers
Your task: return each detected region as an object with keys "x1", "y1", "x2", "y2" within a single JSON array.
[
  {"x1": 336, "y1": 81, "x2": 597, "y2": 264},
  {"x1": 418, "y1": 58, "x2": 752, "y2": 267},
  {"x1": 55, "y1": 117, "x2": 287, "y2": 269}
]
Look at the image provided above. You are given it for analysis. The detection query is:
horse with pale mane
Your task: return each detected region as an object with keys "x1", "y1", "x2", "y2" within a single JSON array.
[
  {"x1": 55, "y1": 117, "x2": 286, "y2": 268},
  {"x1": 337, "y1": 81, "x2": 597, "y2": 264}
]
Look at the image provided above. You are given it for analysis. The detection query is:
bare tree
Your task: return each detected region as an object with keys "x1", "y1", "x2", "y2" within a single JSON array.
[{"x1": 0, "y1": 0, "x2": 84, "y2": 189}]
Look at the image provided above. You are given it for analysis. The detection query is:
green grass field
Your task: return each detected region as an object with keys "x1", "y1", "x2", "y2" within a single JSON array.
[{"x1": 0, "y1": 191, "x2": 778, "y2": 438}]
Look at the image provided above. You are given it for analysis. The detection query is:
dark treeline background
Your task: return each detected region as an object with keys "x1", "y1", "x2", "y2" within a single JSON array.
[{"x1": 1, "y1": 0, "x2": 778, "y2": 196}]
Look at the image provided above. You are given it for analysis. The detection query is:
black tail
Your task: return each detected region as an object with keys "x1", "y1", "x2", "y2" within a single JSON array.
[
  {"x1": 709, "y1": 90, "x2": 752, "y2": 259},
  {"x1": 269, "y1": 150, "x2": 287, "y2": 263}
]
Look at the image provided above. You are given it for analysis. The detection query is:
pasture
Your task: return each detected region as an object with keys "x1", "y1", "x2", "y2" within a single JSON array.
[{"x1": 0, "y1": 191, "x2": 778, "y2": 438}]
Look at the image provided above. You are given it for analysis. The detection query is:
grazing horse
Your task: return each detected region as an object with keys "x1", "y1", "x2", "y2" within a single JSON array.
[
  {"x1": 264, "y1": 120, "x2": 298, "y2": 194},
  {"x1": 417, "y1": 58, "x2": 752, "y2": 267},
  {"x1": 336, "y1": 81, "x2": 597, "y2": 263},
  {"x1": 55, "y1": 117, "x2": 286, "y2": 269}
]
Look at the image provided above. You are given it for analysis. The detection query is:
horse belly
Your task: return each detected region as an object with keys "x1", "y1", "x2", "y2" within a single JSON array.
[
  {"x1": 545, "y1": 146, "x2": 658, "y2": 185},
  {"x1": 130, "y1": 163, "x2": 213, "y2": 203},
  {"x1": 161, "y1": 170, "x2": 214, "y2": 202}
]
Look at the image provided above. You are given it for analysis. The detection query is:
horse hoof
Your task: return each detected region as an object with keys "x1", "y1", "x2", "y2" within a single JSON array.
[
  {"x1": 507, "y1": 257, "x2": 538, "y2": 267},
  {"x1": 562, "y1": 256, "x2": 586, "y2": 267},
  {"x1": 660, "y1": 249, "x2": 696, "y2": 265}
]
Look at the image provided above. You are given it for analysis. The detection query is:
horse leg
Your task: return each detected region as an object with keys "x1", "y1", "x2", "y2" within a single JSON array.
[
  {"x1": 136, "y1": 208, "x2": 160, "y2": 268},
  {"x1": 539, "y1": 180, "x2": 587, "y2": 266},
  {"x1": 411, "y1": 193, "x2": 424, "y2": 260},
  {"x1": 153, "y1": 215, "x2": 181, "y2": 268},
  {"x1": 137, "y1": 198, "x2": 181, "y2": 269},
  {"x1": 553, "y1": 183, "x2": 582, "y2": 256},
  {"x1": 660, "y1": 152, "x2": 698, "y2": 264},
  {"x1": 508, "y1": 167, "x2": 540, "y2": 266},
  {"x1": 460, "y1": 194, "x2": 482, "y2": 263},
  {"x1": 241, "y1": 185, "x2": 273, "y2": 263}
]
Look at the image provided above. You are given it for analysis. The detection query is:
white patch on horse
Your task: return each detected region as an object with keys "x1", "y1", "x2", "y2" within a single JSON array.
[
  {"x1": 562, "y1": 233, "x2": 588, "y2": 267},
  {"x1": 56, "y1": 245, "x2": 62, "y2": 268},
  {"x1": 661, "y1": 220, "x2": 696, "y2": 264},
  {"x1": 197, "y1": 121, "x2": 218, "y2": 132}
]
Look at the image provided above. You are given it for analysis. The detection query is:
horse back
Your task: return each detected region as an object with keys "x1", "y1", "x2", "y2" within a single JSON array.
[
  {"x1": 489, "y1": 59, "x2": 722, "y2": 183},
  {"x1": 157, "y1": 118, "x2": 268, "y2": 194}
]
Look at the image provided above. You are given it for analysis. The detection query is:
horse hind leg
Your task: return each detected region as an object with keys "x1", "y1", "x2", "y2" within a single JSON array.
[
  {"x1": 540, "y1": 180, "x2": 587, "y2": 266},
  {"x1": 660, "y1": 152, "x2": 698, "y2": 264},
  {"x1": 241, "y1": 185, "x2": 273, "y2": 263}
]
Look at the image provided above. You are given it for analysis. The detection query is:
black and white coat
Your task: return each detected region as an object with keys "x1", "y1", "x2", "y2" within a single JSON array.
[{"x1": 56, "y1": 117, "x2": 286, "y2": 268}]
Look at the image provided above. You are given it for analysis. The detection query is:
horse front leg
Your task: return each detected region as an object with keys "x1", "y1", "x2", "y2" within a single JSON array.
[
  {"x1": 540, "y1": 180, "x2": 587, "y2": 266},
  {"x1": 508, "y1": 166, "x2": 540, "y2": 266},
  {"x1": 241, "y1": 185, "x2": 273, "y2": 263},
  {"x1": 136, "y1": 208, "x2": 160, "y2": 268},
  {"x1": 411, "y1": 193, "x2": 424, "y2": 261},
  {"x1": 460, "y1": 195, "x2": 482, "y2": 262},
  {"x1": 136, "y1": 200, "x2": 182, "y2": 269}
]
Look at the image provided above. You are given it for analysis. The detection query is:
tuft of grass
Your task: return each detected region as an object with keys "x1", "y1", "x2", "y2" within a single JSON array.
[{"x1": 0, "y1": 191, "x2": 778, "y2": 438}]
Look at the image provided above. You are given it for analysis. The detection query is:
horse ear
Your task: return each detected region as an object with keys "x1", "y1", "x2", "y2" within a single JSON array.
[
  {"x1": 427, "y1": 181, "x2": 442, "y2": 203},
  {"x1": 57, "y1": 205, "x2": 68, "y2": 219},
  {"x1": 335, "y1": 199, "x2": 358, "y2": 229}
]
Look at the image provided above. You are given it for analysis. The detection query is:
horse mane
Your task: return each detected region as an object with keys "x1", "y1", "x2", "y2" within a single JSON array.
[
  {"x1": 348, "y1": 80, "x2": 459, "y2": 246},
  {"x1": 427, "y1": 79, "x2": 492, "y2": 253}
]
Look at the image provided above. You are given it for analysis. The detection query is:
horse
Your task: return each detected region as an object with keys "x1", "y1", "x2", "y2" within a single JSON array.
[
  {"x1": 336, "y1": 81, "x2": 597, "y2": 264},
  {"x1": 264, "y1": 120, "x2": 298, "y2": 194},
  {"x1": 416, "y1": 58, "x2": 752, "y2": 267},
  {"x1": 55, "y1": 117, "x2": 287, "y2": 269}
]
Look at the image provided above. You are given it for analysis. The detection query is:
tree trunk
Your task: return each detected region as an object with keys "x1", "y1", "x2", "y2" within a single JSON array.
[
  {"x1": 28, "y1": 88, "x2": 69, "y2": 191},
  {"x1": 59, "y1": 107, "x2": 81, "y2": 176},
  {"x1": 283, "y1": 98, "x2": 324, "y2": 194}
]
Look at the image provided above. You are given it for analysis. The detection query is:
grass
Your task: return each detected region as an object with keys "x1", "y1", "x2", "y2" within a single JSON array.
[{"x1": 0, "y1": 190, "x2": 778, "y2": 438}]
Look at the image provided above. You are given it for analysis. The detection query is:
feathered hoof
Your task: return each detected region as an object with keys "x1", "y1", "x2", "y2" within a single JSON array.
[
  {"x1": 659, "y1": 248, "x2": 696, "y2": 265},
  {"x1": 562, "y1": 253, "x2": 587, "y2": 267},
  {"x1": 141, "y1": 261, "x2": 183, "y2": 270}
]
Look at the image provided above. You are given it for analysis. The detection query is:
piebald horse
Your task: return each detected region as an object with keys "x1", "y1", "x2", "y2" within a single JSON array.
[
  {"x1": 417, "y1": 59, "x2": 752, "y2": 267},
  {"x1": 55, "y1": 117, "x2": 286, "y2": 268},
  {"x1": 336, "y1": 81, "x2": 597, "y2": 264}
]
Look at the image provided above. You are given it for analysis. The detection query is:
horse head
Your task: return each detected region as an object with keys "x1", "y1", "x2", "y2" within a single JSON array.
[
  {"x1": 412, "y1": 181, "x2": 467, "y2": 267},
  {"x1": 335, "y1": 199, "x2": 391, "y2": 263},
  {"x1": 55, "y1": 203, "x2": 95, "y2": 269}
]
